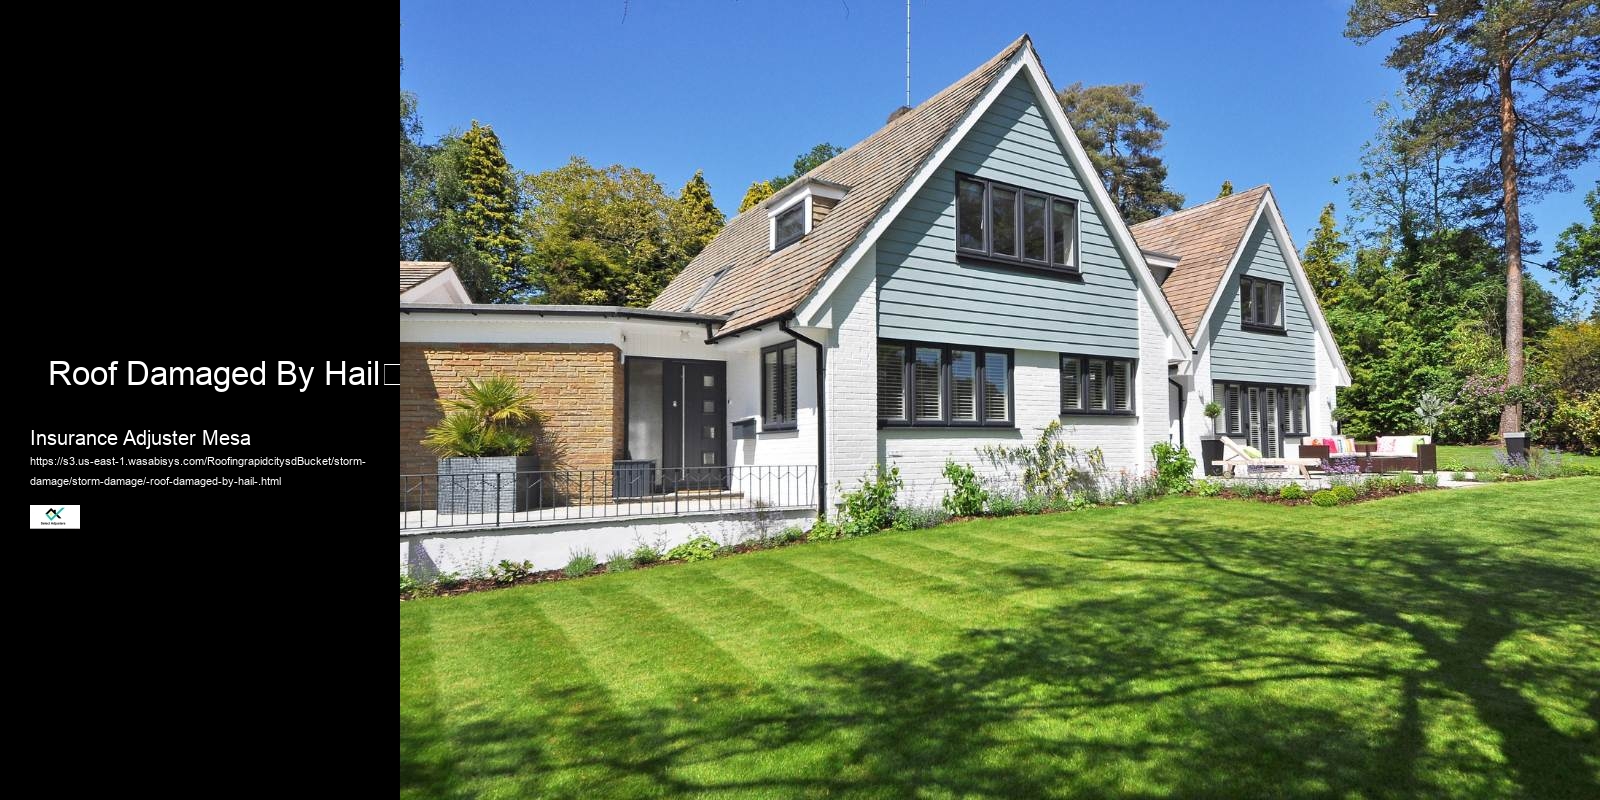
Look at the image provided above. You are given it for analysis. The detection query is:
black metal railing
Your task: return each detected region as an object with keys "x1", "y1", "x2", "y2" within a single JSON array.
[{"x1": 398, "y1": 464, "x2": 818, "y2": 531}]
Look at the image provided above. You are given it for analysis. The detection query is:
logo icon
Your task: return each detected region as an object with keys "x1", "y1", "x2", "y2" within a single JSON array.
[
  {"x1": 44, "y1": 508, "x2": 64, "y2": 521},
  {"x1": 30, "y1": 505, "x2": 80, "y2": 529}
]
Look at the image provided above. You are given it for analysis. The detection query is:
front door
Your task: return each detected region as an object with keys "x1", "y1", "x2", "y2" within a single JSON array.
[{"x1": 662, "y1": 360, "x2": 726, "y2": 490}]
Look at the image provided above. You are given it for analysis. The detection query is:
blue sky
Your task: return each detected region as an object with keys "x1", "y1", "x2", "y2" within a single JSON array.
[{"x1": 401, "y1": 0, "x2": 1596, "y2": 310}]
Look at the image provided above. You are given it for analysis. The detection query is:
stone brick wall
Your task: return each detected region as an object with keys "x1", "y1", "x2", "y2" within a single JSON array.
[{"x1": 400, "y1": 343, "x2": 623, "y2": 498}]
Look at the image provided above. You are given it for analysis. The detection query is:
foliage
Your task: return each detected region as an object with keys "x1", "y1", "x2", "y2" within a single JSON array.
[
  {"x1": 1394, "y1": 472, "x2": 1416, "y2": 486},
  {"x1": 1203, "y1": 401, "x2": 1222, "y2": 421},
  {"x1": 1302, "y1": 204, "x2": 1350, "y2": 305},
  {"x1": 1151, "y1": 443, "x2": 1196, "y2": 495},
  {"x1": 666, "y1": 536, "x2": 719, "y2": 563},
  {"x1": 1101, "y1": 470, "x2": 1163, "y2": 505},
  {"x1": 940, "y1": 461, "x2": 989, "y2": 517},
  {"x1": 1452, "y1": 471, "x2": 1468, "y2": 482},
  {"x1": 631, "y1": 542, "x2": 664, "y2": 565},
  {"x1": 1413, "y1": 390, "x2": 1449, "y2": 438},
  {"x1": 1193, "y1": 479, "x2": 1223, "y2": 497},
  {"x1": 490, "y1": 559, "x2": 535, "y2": 584},
  {"x1": 1549, "y1": 182, "x2": 1599, "y2": 306},
  {"x1": 1217, "y1": 180, "x2": 1233, "y2": 198},
  {"x1": 986, "y1": 493, "x2": 1021, "y2": 517},
  {"x1": 422, "y1": 375, "x2": 541, "y2": 458},
  {"x1": 400, "y1": 572, "x2": 419, "y2": 595},
  {"x1": 1056, "y1": 83, "x2": 1183, "y2": 223},
  {"x1": 1422, "y1": 473, "x2": 1440, "y2": 488},
  {"x1": 1331, "y1": 485, "x2": 1359, "y2": 503},
  {"x1": 434, "y1": 571, "x2": 464, "y2": 589},
  {"x1": 739, "y1": 180, "x2": 774, "y2": 213},
  {"x1": 892, "y1": 506, "x2": 952, "y2": 532},
  {"x1": 980, "y1": 421, "x2": 1107, "y2": 504},
  {"x1": 807, "y1": 518, "x2": 841, "y2": 541},
  {"x1": 605, "y1": 550, "x2": 637, "y2": 573},
  {"x1": 668, "y1": 170, "x2": 725, "y2": 263},
  {"x1": 1279, "y1": 483, "x2": 1308, "y2": 501},
  {"x1": 776, "y1": 526, "x2": 807, "y2": 544},
  {"x1": 838, "y1": 467, "x2": 903, "y2": 537},
  {"x1": 1311, "y1": 490, "x2": 1340, "y2": 507},
  {"x1": 769, "y1": 143, "x2": 844, "y2": 192}
]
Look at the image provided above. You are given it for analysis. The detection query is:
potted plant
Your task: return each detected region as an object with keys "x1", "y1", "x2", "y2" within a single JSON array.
[
  {"x1": 423, "y1": 376, "x2": 543, "y2": 515},
  {"x1": 1203, "y1": 400, "x2": 1223, "y2": 435},
  {"x1": 1199, "y1": 398, "x2": 1224, "y2": 476}
]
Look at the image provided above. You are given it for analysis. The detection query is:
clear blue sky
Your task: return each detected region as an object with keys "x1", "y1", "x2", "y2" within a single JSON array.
[{"x1": 401, "y1": 0, "x2": 1596, "y2": 310}]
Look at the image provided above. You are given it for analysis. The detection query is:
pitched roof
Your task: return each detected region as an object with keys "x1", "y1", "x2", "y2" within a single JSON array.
[
  {"x1": 400, "y1": 261, "x2": 453, "y2": 294},
  {"x1": 1128, "y1": 186, "x2": 1270, "y2": 337},
  {"x1": 650, "y1": 35, "x2": 1031, "y2": 334}
]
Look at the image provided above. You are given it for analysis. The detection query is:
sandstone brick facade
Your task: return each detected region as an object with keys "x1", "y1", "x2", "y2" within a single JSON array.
[{"x1": 399, "y1": 343, "x2": 624, "y2": 491}]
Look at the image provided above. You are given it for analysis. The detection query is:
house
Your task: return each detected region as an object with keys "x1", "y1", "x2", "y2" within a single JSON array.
[
  {"x1": 400, "y1": 261, "x2": 471, "y2": 304},
  {"x1": 1129, "y1": 187, "x2": 1351, "y2": 462},
  {"x1": 398, "y1": 35, "x2": 1347, "y2": 571}
]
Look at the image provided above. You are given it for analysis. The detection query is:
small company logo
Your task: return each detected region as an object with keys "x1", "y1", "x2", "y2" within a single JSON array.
[{"x1": 30, "y1": 505, "x2": 81, "y2": 529}]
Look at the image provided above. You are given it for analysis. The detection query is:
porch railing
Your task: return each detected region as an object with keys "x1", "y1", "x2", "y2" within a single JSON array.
[{"x1": 398, "y1": 464, "x2": 818, "y2": 531}]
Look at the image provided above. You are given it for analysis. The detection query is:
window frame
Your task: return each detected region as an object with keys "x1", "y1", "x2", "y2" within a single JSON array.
[
  {"x1": 1059, "y1": 353, "x2": 1137, "y2": 416},
  {"x1": 759, "y1": 341, "x2": 798, "y2": 431},
  {"x1": 954, "y1": 173, "x2": 1079, "y2": 274},
  {"x1": 1211, "y1": 380, "x2": 1310, "y2": 436},
  {"x1": 877, "y1": 339, "x2": 1015, "y2": 428},
  {"x1": 771, "y1": 203, "x2": 807, "y2": 251},
  {"x1": 1239, "y1": 276, "x2": 1287, "y2": 333}
]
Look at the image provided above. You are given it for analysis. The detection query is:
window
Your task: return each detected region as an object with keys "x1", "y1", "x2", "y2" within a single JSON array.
[
  {"x1": 955, "y1": 173, "x2": 1078, "y2": 272},
  {"x1": 1240, "y1": 276, "x2": 1284, "y2": 331},
  {"x1": 1211, "y1": 381, "x2": 1310, "y2": 446},
  {"x1": 773, "y1": 204, "x2": 806, "y2": 251},
  {"x1": 878, "y1": 340, "x2": 1012, "y2": 426},
  {"x1": 761, "y1": 342, "x2": 797, "y2": 430},
  {"x1": 681, "y1": 265, "x2": 732, "y2": 312},
  {"x1": 1060, "y1": 354, "x2": 1135, "y2": 415}
]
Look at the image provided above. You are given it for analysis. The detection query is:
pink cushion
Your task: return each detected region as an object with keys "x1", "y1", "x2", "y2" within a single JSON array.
[{"x1": 1377, "y1": 437, "x2": 1397, "y2": 453}]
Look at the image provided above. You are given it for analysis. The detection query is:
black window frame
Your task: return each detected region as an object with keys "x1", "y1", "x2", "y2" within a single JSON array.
[
  {"x1": 1211, "y1": 380, "x2": 1309, "y2": 436},
  {"x1": 772, "y1": 202, "x2": 806, "y2": 251},
  {"x1": 1059, "y1": 354, "x2": 1137, "y2": 416},
  {"x1": 1239, "y1": 276, "x2": 1286, "y2": 333},
  {"x1": 955, "y1": 173, "x2": 1079, "y2": 275},
  {"x1": 760, "y1": 341, "x2": 798, "y2": 431},
  {"x1": 877, "y1": 339, "x2": 1014, "y2": 428}
]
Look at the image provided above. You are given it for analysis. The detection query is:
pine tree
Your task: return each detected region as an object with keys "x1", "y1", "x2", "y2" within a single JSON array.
[
  {"x1": 668, "y1": 170, "x2": 724, "y2": 263},
  {"x1": 1218, "y1": 180, "x2": 1234, "y2": 198},
  {"x1": 1057, "y1": 83, "x2": 1183, "y2": 223},
  {"x1": 770, "y1": 143, "x2": 843, "y2": 191},
  {"x1": 1302, "y1": 204, "x2": 1351, "y2": 305},
  {"x1": 739, "y1": 181, "x2": 774, "y2": 213},
  {"x1": 457, "y1": 122, "x2": 525, "y2": 299},
  {"x1": 1347, "y1": 0, "x2": 1600, "y2": 434}
]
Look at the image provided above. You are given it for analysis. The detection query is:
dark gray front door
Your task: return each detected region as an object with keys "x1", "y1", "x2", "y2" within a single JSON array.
[{"x1": 662, "y1": 360, "x2": 726, "y2": 490}]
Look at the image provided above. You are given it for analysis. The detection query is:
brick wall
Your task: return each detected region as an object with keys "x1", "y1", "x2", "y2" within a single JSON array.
[{"x1": 399, "y1": 343, "x2": 623, "y2": 489}]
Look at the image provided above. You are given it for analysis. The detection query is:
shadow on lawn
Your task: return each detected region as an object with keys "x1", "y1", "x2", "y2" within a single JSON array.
[{"x1": 407, "y1": 507, "x2": 1600, "y2": 799}]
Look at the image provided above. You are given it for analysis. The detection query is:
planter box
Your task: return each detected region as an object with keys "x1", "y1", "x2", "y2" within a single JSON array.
[
  {"x1": 1200, "y1": 437, "x2": 1224, "y2": 477},
  {"x1": 437, "y1": 455, "x2": 538, "y2": 515}
]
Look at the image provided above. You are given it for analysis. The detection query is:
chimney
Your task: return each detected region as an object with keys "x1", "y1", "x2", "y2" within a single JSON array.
[{"x1": 886, "y1": 105, "x2": 913, "y2": 124}]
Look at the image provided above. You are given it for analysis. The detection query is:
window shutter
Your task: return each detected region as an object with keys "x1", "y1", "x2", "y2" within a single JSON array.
[
  {"x1": 1087, "y1": 360, "x2": 1107, "y2": 411},
  {"x1": 876, "y1": 344, "x2": 905, "y2": 420},
  {"x1": 781, "y1": 345, "x2": 797, "y2": 423},
  {"x1": 982, "y1": 352, "x2": 1010, "y2": 422},
  {"x1": 1264, "y1": 388, "x2": 1279, "y2": 457},
  {"x1": 950, "y1": 350, "x2": 977, "y2": 421},
  {"x1": 1061, "y1": 357, "x2": 1081, "y2": 411},
  {"x1": 1111, "y1": 361, "x2": 1131, "y2": 411},
  {"x1": 913, "y1": 347, "x2": 942, "y2": 421},
  {"x1": 1227, "y1": 385, "x2": 1241, "y2": 434},
  {"x1": 1247, "y1": 387, "x2": 1260, "y2": 451},
  {"x1": 763, "y1": 350, "x2": 779, "y2": 423}
]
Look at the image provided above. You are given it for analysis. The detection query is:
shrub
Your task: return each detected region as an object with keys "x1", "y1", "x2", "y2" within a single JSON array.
[
  {"x1": 892, "y1": 506, "x2": 951, "y2": 531},
  {"x1": 1331, "y1": 485, "x2": 1358, "y2": 503},
  {"x1": 1451, "y1": 470, "x2": 1468, "y2": 482},
  {"x1": 1439, "y1": 460, "x2": 1466, "y2": 472},
  {"x1": 1311, "y1": 490, "x2": 1339, "y2": 507},
  {"x1": 435, "y1": 571, "x2": 464, "y2": 589},
  {"x1": 808, "y1": 519, "x2": 842, "y2": 541},
  {"x1": 1393, "y1": 472, "x2": 1416, "y2": 486},
  {"x1": 1422, "y1": 473, "x2": 1440, "y2": 487},
  {"x1": 563, "y1": 550, "x2": 597, "y2": 577},
  {"x1": 987, "y1": 494, "x2": 1021, "y2": 517},
  {"x1": 1193, "y1": 479, "x2": 1223, "y2": 497},
  {"x1": 838, "y1": 467, "x2": 902, "y2": 537},
  {"x1": 421, "y1": 375, "x2": 542, "y2": 458},
  {"x1": 1103, "y1": 470, "x2": 1162, "y2": 505},
  {"x1": 979, "y1": 420, "x2": 1106, "y2": 503},
  {"x1": 940, "y1": 461, "x2": 989, "y2": 517},
  {"x1": 1278, "y1": 483, "x2": 1308, "y2": 500},
  {"x1": 1362, "y1": 476, "x2": 1393, "y2": 494},
  {"x1": 631, "y1": 543, "x2": 663, "y2": 564},
  {"x1": 776, "y1": 526, "x2": 806, "y2": 544},
  {"x1": 1151, "y1": 442, "x2": 1196, "y2": 494},
  {"x1": 490, "y1": 559, "x2": 535, "y2": 584},
  {"x1": 400, "y1": 573, "x2": 418, "y2": 594},
  {"x1": 666, "y1": 536, "x2": 719, "y2": 562},
  {"x1": 604, "y1": 550, "x2": 636, "y2": 572}
]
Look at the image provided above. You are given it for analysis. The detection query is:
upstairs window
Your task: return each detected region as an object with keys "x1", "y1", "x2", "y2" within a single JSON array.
[
  {"x1": 1060, "y1": 354, "x2": 1135, "y2": 415},
  {"x1": 773, "y1": 204, "x2": 806, "y2": 251},
  {"x1": 761, "y1": 342, "x2": 798, "y2": 430},
  {"x1": 1240, "y1": 276, "x2": 1284, "y2": 332},
  {"x1": 956, "y1": 173, "x2": 1078, "y2": 273}
]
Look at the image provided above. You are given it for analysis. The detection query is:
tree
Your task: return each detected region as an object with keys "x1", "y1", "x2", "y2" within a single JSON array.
[
  {"x1": 1302, "y1": 204, "x2": 1351, "y2": 305},
  {"x1": 668, "y1": 170, "x2": 724, "y2": 263},
  {"x1": 1057, "y1": 83, "x2": 1184, "y2": 223},
  {"x1": 739, "y1": 180, "x2": 774, "y2": 213},
  {"x1": 771, "y1": 143, "x2": 843, "y2": 191},
  {"x1": 522, "y1": 156, "x2": 683, "y2": 307},
  {"x1": 400, "y1": 63, "x2": 430, "y2": 260},
  {"x1": 1217, "y1": 180, "x2": 1233, "y2": 198},
  {"x1": 1347, "y1": 0, "x2": 1600, "y2": 435},
  {"x1": 416, "y1": 123, "x2": 524, "y2": 301},
  {"x1": 1549, "y1": 181, "x2": 1599, "y2": 306},
  {"x1": 1341, "y1": 92, "x2": 1471, "y2": 245}
]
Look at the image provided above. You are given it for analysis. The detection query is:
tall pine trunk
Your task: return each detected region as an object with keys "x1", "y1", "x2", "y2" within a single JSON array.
[{"x1": 1497, "y1": 48, "x2": 1524, "y2": 436}]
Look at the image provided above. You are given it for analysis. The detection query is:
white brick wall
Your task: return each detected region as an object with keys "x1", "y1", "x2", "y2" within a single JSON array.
[
  {"x1": 1311, "y1": 334, "x2": 1337, "y2": 437},
  {"x1": 1137, "y1": 291, "x2": 1170, "y2": 473},
  {"x1": 825, "y1": 251, "x2": 880, "y2": 507}
]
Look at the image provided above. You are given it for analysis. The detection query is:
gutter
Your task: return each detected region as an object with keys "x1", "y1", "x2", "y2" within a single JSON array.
[{"x1": 780, "y1": 317, "x2": 827, "y2": 518}]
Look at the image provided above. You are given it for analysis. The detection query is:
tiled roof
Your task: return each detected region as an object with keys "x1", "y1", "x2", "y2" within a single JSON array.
[
  {"x1": 650, "y1": 35, "x2": 1031, "y2": 334},
  {"x1": 400, "y1": 261, "x2": 452, "y2": 293},
  {"x1": 1128, "y1": 186, "x2": 1270, "y2": 337}
]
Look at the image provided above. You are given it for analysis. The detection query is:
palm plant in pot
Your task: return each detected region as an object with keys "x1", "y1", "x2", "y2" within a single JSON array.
[{"x1": 423, "y1": 376, "x2": 543, "y2": 515}]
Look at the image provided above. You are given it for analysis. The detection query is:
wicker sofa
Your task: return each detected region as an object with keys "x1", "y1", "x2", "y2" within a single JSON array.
[{"x1": 1299, "y1": 436, "x2": 1438, "y2": 474}]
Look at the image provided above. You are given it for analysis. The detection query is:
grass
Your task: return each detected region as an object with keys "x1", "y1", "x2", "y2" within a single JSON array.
[
  {"x1": 1437, "y1": 444, "x2": 1600, "y2": 472},
  {"x1": 401, "y1": 479, "x2": 1600, "y2": 799}
]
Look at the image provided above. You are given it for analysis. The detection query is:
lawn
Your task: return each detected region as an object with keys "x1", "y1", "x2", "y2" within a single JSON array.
[
  {"x1": 401, "y1": 479, "x2": 1600, "y2": 799},
  {"x1": 1436, "y1": 443, "x2": 1600, "y2": 472}
]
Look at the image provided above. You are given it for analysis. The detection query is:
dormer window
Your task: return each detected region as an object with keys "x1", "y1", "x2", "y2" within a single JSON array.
[{"x1": 767, "y1": 178, "x2": 849, "y2": 252}]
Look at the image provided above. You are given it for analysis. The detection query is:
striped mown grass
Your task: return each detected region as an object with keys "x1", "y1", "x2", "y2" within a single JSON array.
[{"x1": 401, "y1": 478, "x2": 1600, "y2": 799}]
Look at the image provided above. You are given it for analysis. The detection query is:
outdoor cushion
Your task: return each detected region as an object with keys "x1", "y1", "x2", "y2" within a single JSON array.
[
  {"x1": 1377, "y1": 437, "x2": 1397, "y2": 453},
  {"x1": 1242, "y1": 446, "x2": 1262, "y2": 459}
]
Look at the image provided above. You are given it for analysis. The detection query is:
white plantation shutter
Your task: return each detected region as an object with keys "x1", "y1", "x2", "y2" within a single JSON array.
[
  {"x1": 1264, "y1": 389, "x2": 1280, "y2": 458},
  {"x1": 1111, "y1": 361, "x2": 1131, "y2": 411},
  {"x1": 1061, "y1": 357, "x2": 1081, "y2": 411},
  {"x1": 950, "y1": 350, "x2": 977, "y2": 421},
  {"x1": 1247, "y1": 387, "x2": 1261, "y2": 452},
  {"x1": 913, "y1": 347, "x2": 942, "y2": 421},
  {"x1": 983, "y1": 352, "x2": 1010, "y2": 422},
  {"x1": 877, "y1": 344, "x2": 905, "y2": 420},
  {"x1": 763, "y1": 349, "x2": 780, "y2": 423},
  {"x1": 1088, "y1": 360, "x2": 1107, "y2": 411},
  {"x1": 1228, "y1": 385, "x2": 1242, "y2": 434}
]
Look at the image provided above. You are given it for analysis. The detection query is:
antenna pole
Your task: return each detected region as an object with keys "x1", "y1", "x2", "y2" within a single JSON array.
[{"x1": 905, "y1": 0, "x2": 911, "y2": 107}]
